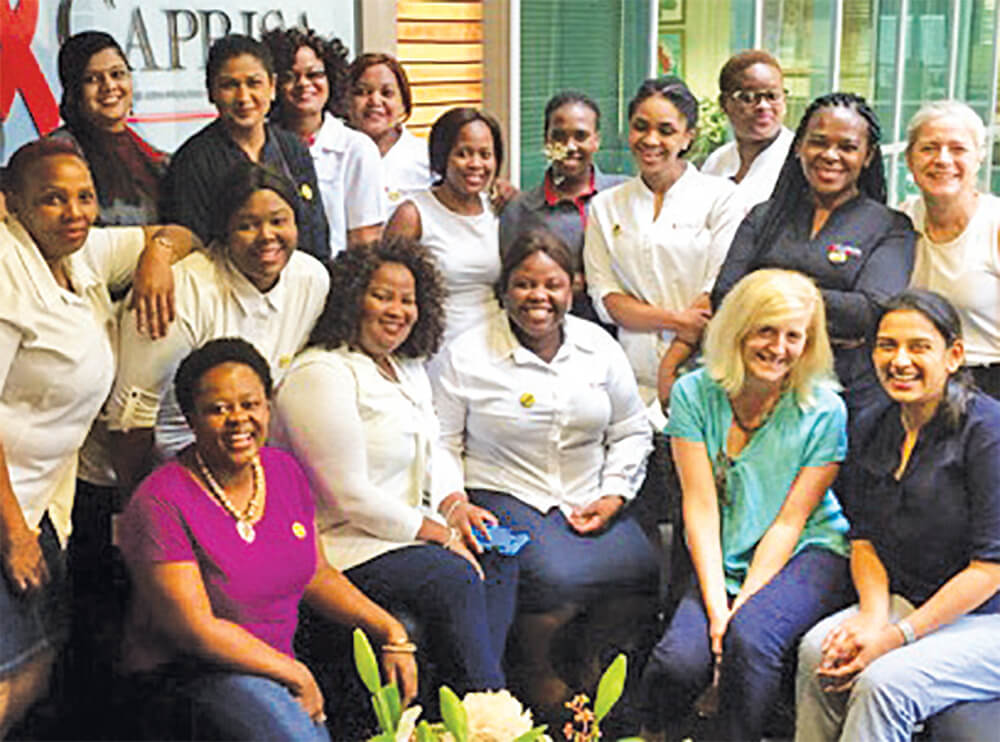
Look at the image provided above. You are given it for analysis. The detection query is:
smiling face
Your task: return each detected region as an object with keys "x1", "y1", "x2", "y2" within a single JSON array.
[
  {"x1": 797, "y1": 105, "x2": 873, "y2": 208},
  {"x1": 503, "y1": 250, "x2": 573, "y2": 348},
  {"x1": 741, "y1": 310, "x2": 810, "y2": 388},
  {"x1": 358, "y1": 262, "x2": 418, "y2": 359},
  {"x1": 9, "y1": 154, "x2": 98, "y2": 263},
  {"x1": 190, "y1": 362, "x2": 270, "y2": 476},
  {"x1": 277, "y1": 45, "x2": 329, "y2": 119},
  {"x1": 225, "y1": 188, "x2": 297, "y2": 292},
  {"x1": 628, "y1": 94, "x2": 693, "y2": 184},
  {"x1": 873, "y1": 309, "x2": 963, "y2": 411},
  {"x1": 906, "y1": 114, "x2": 982, "y2": 202},
  {"x1": 210, "y1": 53, "x2": 275, "y2": 135},
  {"x1": 442, "y1": 120, "x2": 496, "y2": 197},
  {"x1": 79, "y1": 47, "x2": 132, "y2": 132},
  {"x1": 349, "y1": 63, "x2": 407, "y2": 143},
  {"x1": 722, "y1": 62, "x2": 785, "y2": 145},
  {"x1": 546, "y1": 102, "x2": 600, "y2": 182}
]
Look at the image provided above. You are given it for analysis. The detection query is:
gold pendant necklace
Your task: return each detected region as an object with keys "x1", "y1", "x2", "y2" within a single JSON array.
[{"x1": 195, "y1": 451, "x2": 265, "y2": 543}]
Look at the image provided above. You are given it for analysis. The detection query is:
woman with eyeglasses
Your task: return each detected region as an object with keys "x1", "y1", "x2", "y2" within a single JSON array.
[
  {"x1": 263, "y1": 28, "x2": 385, "y2": 256},
  {"x1": 701, "y1": 50, "x2": 793, "y2": 213},
  {"x1": 711, "y1": 92, "x2": 915, "y2": 414},
  {"x1": 583, "y1": 76, "x2": 742, "y2": 411}
]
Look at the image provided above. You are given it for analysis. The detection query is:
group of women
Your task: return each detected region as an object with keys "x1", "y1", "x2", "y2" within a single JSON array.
[{"x1": 0, "y1": 25, "x2": 998, "y2": 742}]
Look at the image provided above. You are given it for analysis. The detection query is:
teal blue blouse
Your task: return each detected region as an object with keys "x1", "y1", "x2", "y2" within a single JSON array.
[{"x1": 666, "y1": 368, "x2": 850, "y2": 594}]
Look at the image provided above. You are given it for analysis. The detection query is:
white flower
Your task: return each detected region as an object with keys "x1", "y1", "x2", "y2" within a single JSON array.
[
  {"x1": 461, "y1": 689, "x2": 536, "y2": 742},
  {"x1": 543, "y1": 141, "x2": 569, "y2": 164}
]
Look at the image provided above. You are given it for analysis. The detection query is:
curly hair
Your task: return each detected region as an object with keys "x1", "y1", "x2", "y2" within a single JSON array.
[
  {"x1": 308, "y1": 237, "x2": 446, "y2": 359},
  {"x1": 262, "y1": 27, "x2": 350, "y2": 120},
  {"x1": 755, "y1": 92, "x2": 886, "y2": 251}
]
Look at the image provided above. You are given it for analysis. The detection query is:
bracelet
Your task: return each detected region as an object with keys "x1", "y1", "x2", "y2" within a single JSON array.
[
  {"x1": 380, "y1": 640, "x2": 418, "y2": 654},
  {"x1": 442, "y1": 526, "x2": 461, "y2": 551},
  {"x1": 442, "y1": 498, "x2": 465, "y2": 524},
  {"x1": 895, "y1": 619, "x2": 917, "y2": 645}
]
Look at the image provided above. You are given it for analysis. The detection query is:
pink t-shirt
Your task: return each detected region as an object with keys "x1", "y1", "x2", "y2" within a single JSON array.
[{"x1": 119, "y1": 447, "x2": 317, "y2": 657}]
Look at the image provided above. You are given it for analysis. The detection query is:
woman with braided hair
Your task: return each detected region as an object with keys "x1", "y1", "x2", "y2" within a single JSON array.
[{"x1": 711, "y1": 92, "x2": 916, "y2": 412}]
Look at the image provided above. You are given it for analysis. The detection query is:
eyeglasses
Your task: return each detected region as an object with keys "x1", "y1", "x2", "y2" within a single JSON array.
[
  {"x1": 278, "y1": 69, "x2": 327, "y2": 87},
  {"x1": 728, "y1": 88, "x2": 787, "y2": 106}
]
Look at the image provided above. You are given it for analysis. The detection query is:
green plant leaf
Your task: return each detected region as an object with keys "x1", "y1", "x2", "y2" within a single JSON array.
[
  {"x1": 367, "y1": 733, "x2": 395, "y2": 742},
  {"x1": 594, "y1": 653, "x2": 627, "y2": 722},
  {"x1": 415, "y1": 720, "x2": 436, "y2": 742},
  {"x1": 381, "y1": 683, "x2": 402, "y2": 729},
  {"x1": 512, "y1": 725, "x2": 549, "y2": 741},
  {"x1": 353, "y1": 628, "x2": 382, "y2": 695},
  {"x1": 371, "y1": 692, "x2": 393, "y2": 735},
  {"x1": 439, "y1": 685, "x2": 468, "y2": 742}
]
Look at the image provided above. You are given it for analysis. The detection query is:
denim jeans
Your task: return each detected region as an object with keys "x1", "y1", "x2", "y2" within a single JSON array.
[
  {"x1": 639, "y1": 546, "x2": 851, "y2": 740},
  {"x1": 468, "y1": 489, "x2": 660, "y2": 612},
  {"x1": 346, "y1": 543, "x2": 517, "y2": 691},
  {"x1": 796, "y1": 595, "x2": 1000, "y2": 742},
  {"x1": 115, "y1": 665, "x2": 331, "y2": 742}
]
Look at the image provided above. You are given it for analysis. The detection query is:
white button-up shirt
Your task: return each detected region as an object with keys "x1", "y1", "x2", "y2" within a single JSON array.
[
  {"x1": 310, "y1": 112, "x2": 386, "y2": 256},
  {"x1": 583, "y1": 167, "x2": 741, "y2": 401},
  {"x1": 0, "y1": 218, "x2": 144, "y2": 542},
  {"x1": 701, "y1": 126, "x2": 794, "y2": 216},
  {"x1": 273, "y1": 345, "x2": 446, "y2": 570},
  {"x1": 432, "y1": 312, "x2": 652, "y2": 515},
  {"x1": 106, "y1": 249, "x2": 328, "y2": 461}
]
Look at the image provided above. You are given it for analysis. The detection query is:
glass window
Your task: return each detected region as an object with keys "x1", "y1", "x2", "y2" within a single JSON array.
[{"x1": 518, "y1": 0, "x2": 651, "y2": 187}]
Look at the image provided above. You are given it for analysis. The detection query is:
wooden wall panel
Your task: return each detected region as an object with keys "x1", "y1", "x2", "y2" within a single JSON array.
[{"x1": 397, "y1": 0, "x2": 485, "y2": 139}]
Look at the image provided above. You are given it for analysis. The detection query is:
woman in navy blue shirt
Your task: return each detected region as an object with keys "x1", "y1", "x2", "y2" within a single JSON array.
[{"x1": 796, "y1": 289, "x2": 1000, "y2": 741}]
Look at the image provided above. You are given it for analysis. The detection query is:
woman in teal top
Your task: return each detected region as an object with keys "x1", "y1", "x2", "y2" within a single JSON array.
[{"x1": 637, "y1": 269, "x2": 852, "y2": 741}]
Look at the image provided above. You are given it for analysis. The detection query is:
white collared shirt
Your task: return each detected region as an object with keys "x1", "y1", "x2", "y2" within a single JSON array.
[
  {"x1": 583, "y1": 166, "x2": 741, "y2": 401},
  {"x1": 382, "y1": 127, "x2": 432, "y2": 215},
  {"x1": 273, "y1": 345, "x2": 445, "y2": 570},
  {"x1": 310, "y1": 113, "x2": 386, "y2": 256},
  {"x1": 701, "y1": 126, "x2": 794, "y2": 216},
  {"x1": 106, "y1": 249, "x2": 328, "y2": 461},
  {"x1": 432, "y1": 313, "x2": 652, "y2": 515},
  {"x1": 0, "y1": 218, "x2": 144, "y2": 542}
]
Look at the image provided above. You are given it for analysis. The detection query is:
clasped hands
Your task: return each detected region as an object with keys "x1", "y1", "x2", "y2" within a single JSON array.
[{"x1": 816, "y1": 613, "x2": 904, "y2": 692}]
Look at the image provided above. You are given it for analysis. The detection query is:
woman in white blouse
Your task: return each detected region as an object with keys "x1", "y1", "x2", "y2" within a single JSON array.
[
  {"x1": 384, "y1": 107, "x2": 504, "y2": 347},
  {"x1": 433, "y1": 229, "x2": 659, "y2": 709},
  {"x1": 272, "y1": 238, "x2": 515, "y2": 698},
  {"x1": 107, "y1": 162, "x2": 329, "y2": 488},
  {"x1": 0, "y1": 138, "x2": 191, "y2": 735},
  {"x1": 583, "y1": 76, "x2": 742, "y2": 410}
]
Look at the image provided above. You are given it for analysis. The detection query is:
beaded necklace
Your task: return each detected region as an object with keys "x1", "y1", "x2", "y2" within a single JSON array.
[{"x1": 195, "y1": 450, "x2": 265, "y2": 543}]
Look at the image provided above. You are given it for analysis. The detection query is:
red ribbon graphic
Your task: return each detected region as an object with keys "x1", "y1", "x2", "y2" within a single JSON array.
[{"x1": 1, "y1": 0, "x2": 60, "y2": 133}]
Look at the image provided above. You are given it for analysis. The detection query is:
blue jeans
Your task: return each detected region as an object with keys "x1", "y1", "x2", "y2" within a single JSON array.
[
  {"x1": 116, "y1": 666, "x2": 331, "y2": 742},
  {"x1": 639, "y1": 547, "x2": 851, "y2": 740},
  {"x1": 469, "y1": 489, "x2": 660, "y2": 612},
  {"x1": 796, "y1": 596, "x2": 1000, "y2": 742},
  {"x1": 346, "y1": 543, "x2": 517, "y2": 691}
]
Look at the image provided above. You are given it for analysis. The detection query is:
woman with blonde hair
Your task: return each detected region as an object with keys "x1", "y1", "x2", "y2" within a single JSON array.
[{"x1": 638, "y1": 269, "x2": 852, "y2": 740}]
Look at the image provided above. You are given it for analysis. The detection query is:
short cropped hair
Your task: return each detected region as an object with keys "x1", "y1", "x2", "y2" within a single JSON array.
[
  {"x1": 175, "y1": 338, "x2": 273, "y2": 423},
  {"x1": 2, "y1": 138, "x2": 87, "y2": 195},
  {"x1": 308, "y1": 237, "x2": 446, "y2": 359},
  {"x1": 905, "y1": 100, "x2": 987, "y2": 158},
  {"x1": 703, "y1": 269, "x2": 836, "y2": 405},
  {"x1": 543, "y1": 91, "x2": 601, "y2": 136},
  {"x1": 206, "y1": 34, "x2": 274, "y2": 93},
  {"x1": 718, "y1": 50, "x2": 783, "y2": 94},
  {"x1": 428, "y1": 107, "x2": 504, "y2": 185}
]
